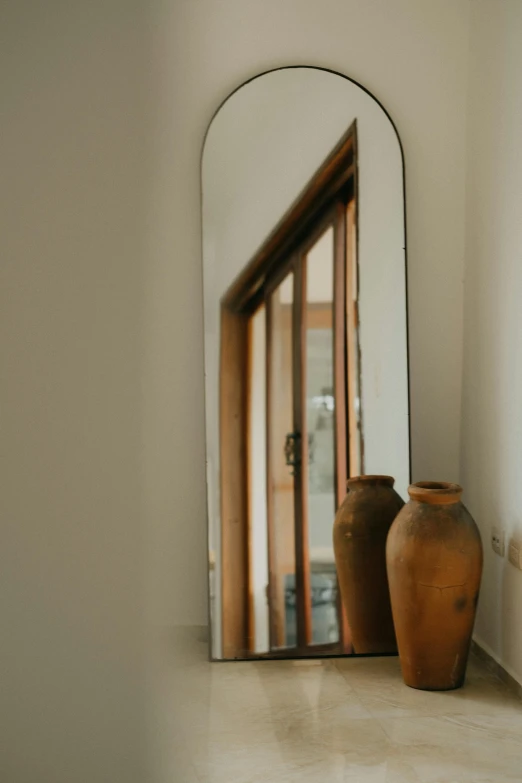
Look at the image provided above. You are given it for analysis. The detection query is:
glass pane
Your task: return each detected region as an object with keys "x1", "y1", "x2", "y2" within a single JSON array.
[
  {"x1": 304, "y1": 227, "x2": 339, "y2": 646},
  {"x1": 248, "y1": 305, "x2": 269, "y2": 654},
  {"x1": 268, "y1": 271, "x2": 296, "y2": 649},
  {"x1": 346, "y1": 200, "x2": 362, "y2": 476}
]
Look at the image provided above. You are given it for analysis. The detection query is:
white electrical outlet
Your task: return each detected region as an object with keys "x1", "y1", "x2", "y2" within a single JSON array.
[
  {"x1": 491, "y1": 526, "x2": 505, "y2": 557},
  {"x1": 508, "y1": 539, "x2": 522, "y2": 570}
]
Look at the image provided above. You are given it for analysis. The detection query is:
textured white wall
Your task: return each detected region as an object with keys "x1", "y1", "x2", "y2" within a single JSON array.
[
  {"x1": 1, "y1": 0, "x2": 471, "y2": 780},
  {"x1": 462, "y1": 0, "x2": 522, "y2": 685}
]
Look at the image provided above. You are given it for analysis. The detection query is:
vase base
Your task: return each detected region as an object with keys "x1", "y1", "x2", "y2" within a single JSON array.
[{"x1": 401, "y1": 672, "x2": 467, "y2": 692}]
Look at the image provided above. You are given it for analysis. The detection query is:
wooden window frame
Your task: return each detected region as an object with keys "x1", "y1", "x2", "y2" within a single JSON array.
[{"x1": 220, "y1": 122, "x2": 358, "y2": 659}]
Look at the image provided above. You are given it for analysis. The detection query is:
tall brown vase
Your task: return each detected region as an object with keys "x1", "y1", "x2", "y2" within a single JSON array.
[
  {"x1": 333, "y1": 475, "x2": 404, "y2": 654},
  {"x1": 386, "y1": 482, "x2": 483, "y2": 691}
]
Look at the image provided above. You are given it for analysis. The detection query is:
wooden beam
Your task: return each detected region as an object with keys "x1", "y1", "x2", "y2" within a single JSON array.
[
  {"x1": 222, "y1": 123, "x2": 356, "y2": 313},
  {"x1": 333, "y1": 201, "x2": 352, "y2": 654},
  {"x1": 220, "y1": 306, "x2": 250, "y2": 658}
]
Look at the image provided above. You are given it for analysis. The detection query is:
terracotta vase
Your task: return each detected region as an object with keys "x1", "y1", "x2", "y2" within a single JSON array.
[
  {"x1": 333, "y1": 475, "x2": 404, "y2": 654},
  {"x1": 386, "y1": 482, "x2": 483, "y2": 691}
]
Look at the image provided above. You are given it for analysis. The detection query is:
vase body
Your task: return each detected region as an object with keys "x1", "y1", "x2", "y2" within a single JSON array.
[
  {"x1": 333, "y1": 475, "x2": 404, "y2": 653},
  {"x1": 386, "y1": 482, "x2": 483, "y2": 690}
]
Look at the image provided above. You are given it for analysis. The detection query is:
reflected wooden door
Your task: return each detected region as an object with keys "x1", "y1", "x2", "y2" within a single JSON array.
[{"x1": 264, "y1": 205, "x2": 354, "y2": 655}]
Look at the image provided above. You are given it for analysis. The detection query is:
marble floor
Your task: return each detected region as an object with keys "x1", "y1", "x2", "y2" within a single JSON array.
[{"x1": 160, "y1": 630, "x2": 522, "y2": 782}]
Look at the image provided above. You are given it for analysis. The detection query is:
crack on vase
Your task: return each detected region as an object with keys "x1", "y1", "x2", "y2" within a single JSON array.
[{"x1": 417, "y1": 582, "x2": 467, "y2": 593}]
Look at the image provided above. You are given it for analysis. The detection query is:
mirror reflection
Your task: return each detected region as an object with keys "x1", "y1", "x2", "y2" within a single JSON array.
[{"x1": 203, "y1": 68, "x2": 410, "y2": 660}]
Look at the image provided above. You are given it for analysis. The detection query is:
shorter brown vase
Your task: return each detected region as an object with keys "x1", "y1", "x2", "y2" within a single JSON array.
[
  {"x1": 386, "y1": 482, "x2": 483, "y2": 691},
  {"x1": 333, "y1": 475, "x2": 404, "y2": 654}
]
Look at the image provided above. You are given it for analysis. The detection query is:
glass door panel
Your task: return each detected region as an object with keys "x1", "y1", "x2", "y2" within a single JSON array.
[
  {"x1": 267, "y1": 271, "x2": 296, "y2": 650},
  {"x1": 346, "y1": 199, "x2": 362, "y2": 476},
  {"x1": 303, "y1": 226, "x2": 340, "y2": 646}
]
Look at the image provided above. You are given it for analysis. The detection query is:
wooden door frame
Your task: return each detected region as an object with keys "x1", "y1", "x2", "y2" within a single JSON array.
[{"x1": 220, "y1": 122, "x2": 358, "y2": 659}]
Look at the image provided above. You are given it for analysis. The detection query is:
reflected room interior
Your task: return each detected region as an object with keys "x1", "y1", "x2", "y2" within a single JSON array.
[{"x1": 203, "y1": 67, "x2": 410, "y2": 660}]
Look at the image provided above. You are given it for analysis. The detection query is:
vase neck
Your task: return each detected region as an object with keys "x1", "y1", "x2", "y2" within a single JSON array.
[
  {"x1": 408, "y1": 481, "x2": 462, "y2": 505},
  {"x1": 346, "y1": 475, "x2": 395, "y2": 491}
]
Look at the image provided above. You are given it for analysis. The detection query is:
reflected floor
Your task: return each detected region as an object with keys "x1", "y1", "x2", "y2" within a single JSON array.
[{"x1": 159, "y1": 628, "x2": 522, "y2": 782}]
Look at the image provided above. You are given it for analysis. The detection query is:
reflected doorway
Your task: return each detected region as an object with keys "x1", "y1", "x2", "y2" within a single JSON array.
[{"x1": 220, "y1": 124, "x2": 362, "y2": 658}]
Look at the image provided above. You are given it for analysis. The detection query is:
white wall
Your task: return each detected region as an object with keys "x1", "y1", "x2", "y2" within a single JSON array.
[
  {"x1": 1, "y1": 0, "x2": 471, "y2": 779},
  {"x1": 462, "y1": 0, "x2": 522, "y2": 685}
]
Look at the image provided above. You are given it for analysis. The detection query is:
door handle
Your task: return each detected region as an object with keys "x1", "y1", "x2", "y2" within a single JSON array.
[
  {"x1": 284, "y1": 431, "x2": 315, "y2": 474},
  {"x1": 284, "y1": 431, "x2": 301, "y2": 475}
]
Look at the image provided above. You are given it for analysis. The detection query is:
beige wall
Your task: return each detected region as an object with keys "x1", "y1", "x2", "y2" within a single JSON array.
[
  {"x1": 462, "y1": 0, "x2": 522, "y2": 685},
  {"x1": 1, "y1": 0, "x2": 471, "y2": 780},
  {"x1": 0, "y1": 2, "x2": 150, "y2": 781}
]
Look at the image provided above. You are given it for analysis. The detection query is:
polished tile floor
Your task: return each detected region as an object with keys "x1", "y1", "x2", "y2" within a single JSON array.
[{"x1": 162, "y1": 630, "x2": 522, "y2": 782}]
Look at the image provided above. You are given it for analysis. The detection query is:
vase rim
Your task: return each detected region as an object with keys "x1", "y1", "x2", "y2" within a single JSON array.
[
  {"x1": 408, "y1": 481, "x2": 463, "y2": 505},
  {"x1": 346, "y1": 475, "x2": 395, "y2": 489}
]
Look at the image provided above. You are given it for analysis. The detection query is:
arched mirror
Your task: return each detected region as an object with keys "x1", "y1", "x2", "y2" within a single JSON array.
[{"x1": 202, "y1": 67, "x2": 410, "y2": 660}]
